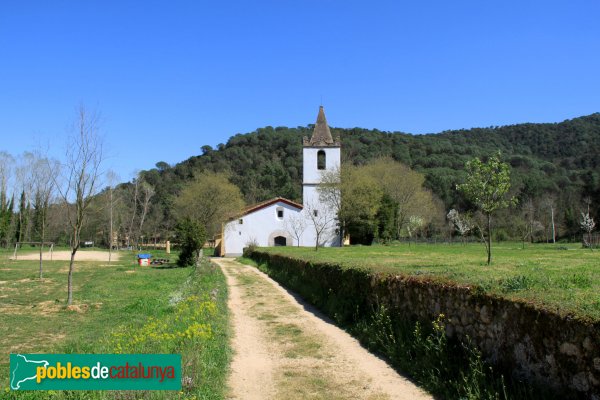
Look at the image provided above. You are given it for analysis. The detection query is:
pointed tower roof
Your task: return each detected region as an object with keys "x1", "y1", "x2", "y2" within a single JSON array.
[{"x1": 303, "y1": 106, "x2": 341, "y2": 147}]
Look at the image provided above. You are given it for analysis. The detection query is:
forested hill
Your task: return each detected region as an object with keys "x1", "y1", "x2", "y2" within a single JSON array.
[{"x1": 139, "y1": 113, "x2": 600, "y2": 220}]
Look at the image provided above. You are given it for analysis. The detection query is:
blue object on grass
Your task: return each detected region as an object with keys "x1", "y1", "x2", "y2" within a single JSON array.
[{"x1": 137, "y1": 253, "x2": 152, "y2": 259}]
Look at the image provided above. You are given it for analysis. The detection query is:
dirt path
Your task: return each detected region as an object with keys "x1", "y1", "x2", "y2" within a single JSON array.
[{"x1": 214, "y1": 258, "x2": 432, "y2": 400}]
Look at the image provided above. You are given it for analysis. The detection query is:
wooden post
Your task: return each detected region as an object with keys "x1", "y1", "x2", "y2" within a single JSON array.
[{"x1": 166, "y1": 240, "x2": 170, "y2": 254}]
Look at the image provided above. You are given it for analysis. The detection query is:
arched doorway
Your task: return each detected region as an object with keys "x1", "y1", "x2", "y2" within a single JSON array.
[{"x1": 268, "y1": 230, "x2": 293, "y2": 247}]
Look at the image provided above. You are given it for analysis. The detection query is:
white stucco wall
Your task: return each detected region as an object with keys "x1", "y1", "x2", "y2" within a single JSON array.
[
  {"x1": 300, "y1": 145, "x2": 341, "y2": 249},
  {"x1": 302, "y1": 147, "x2": 340, "y2": 184},
  {"x1": 299, "y1": 208, "x2": 340, "y2": 248},
  {"x1": 223, "y1": 202, "x2": 302, "y2": 256}
]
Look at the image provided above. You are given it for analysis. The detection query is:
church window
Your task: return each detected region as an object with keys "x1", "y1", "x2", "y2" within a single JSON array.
[
  {"x1": 239, "y1": 219, "x2": 243, "y2": 224},
  {"x1": 317, "y1": 150, "x2": 326, "y2": 170},
  {"x1": 313, "y1": 209, "x2": 318, "y2": 217},
  {"x1": 276, "y1": 207, "x2": 284, "y2": 219}
]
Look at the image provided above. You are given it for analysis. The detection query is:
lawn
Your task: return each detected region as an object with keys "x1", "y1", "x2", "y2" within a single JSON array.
[
  {"x1": 259, "y1": 242, "x2": 600, "y2": 320},
  {"x1": 0, "y1": 248, "x2": 229, "y2": 399}
]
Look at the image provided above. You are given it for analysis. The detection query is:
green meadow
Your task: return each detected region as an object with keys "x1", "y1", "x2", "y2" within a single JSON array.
[
  {"x1": 0, "y1": 249, "x2": 229, "y2": 399},
  {"x1": 260, "y1": 242, "x2": 600, "y2": 320}
]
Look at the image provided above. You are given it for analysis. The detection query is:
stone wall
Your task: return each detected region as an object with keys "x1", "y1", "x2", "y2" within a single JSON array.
[
  {"x1": 371, "y1": 275, "x2": 600, "y2": 397},
  {"x1": 247, "y1": 250, "x2": 600, "y2": 398}
]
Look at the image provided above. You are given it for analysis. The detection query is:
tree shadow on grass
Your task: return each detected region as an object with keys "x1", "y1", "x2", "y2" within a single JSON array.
[{"x1": 150, "y1": 264, "x2": 187, "y2": 270}]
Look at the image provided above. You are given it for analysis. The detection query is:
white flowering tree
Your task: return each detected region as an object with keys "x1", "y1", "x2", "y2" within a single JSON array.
[
  {"x1": 406, "y1": 215, "x2": 424, "y2": 242},
  {"x1": 447, "y1": 209, "x2": 473, "y2": 244},
  {"x1": 580, "y1": 211, "x2": 596, "y2": 249}
]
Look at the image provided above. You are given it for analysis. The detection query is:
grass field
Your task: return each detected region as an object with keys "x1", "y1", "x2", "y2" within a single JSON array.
[
  {"x1": 0, "y1": 248, "x2": 229, "y2": 399},
  {"x1": 259, "y1": 242, "x2": 600, "y2": 320}
]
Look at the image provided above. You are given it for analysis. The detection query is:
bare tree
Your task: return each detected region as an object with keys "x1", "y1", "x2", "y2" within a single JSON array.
[
  {"x1": 0, "y1": 152, "x2": 15, "y2": 247},
  {"x1": 32, "y1": 154, "x2": 60, "y2": 278},
  {"x1": 519, "y1": 198, "x2": 544, "y2": 247},
  {"x1": 0, "y1": 152, "x2": 14, "y2": 201},
  {"x1": 541, "y1": 195, "x2": 557, "y2": 244},
  {"x1": 105, "y1": 170, "x2": 119, "y2": 263},
  {"x1": 55, "y1": 105, "x2": 104, "y2": 305},
  {"x1": 126, "y1": 175, "x2": 139, "y2": 248},
  {"x1": 285, "y1": 212, "x2": 306, "y2": 247},
  {"x1": 304, "y1": 201, "x2": 336, "y2": 251},
  {"x1": 137, "y1": 180, "x2": 155, "y2": 248},
  {"x1": 15, "y1": 152, "x2": 36, "y2": 243}
]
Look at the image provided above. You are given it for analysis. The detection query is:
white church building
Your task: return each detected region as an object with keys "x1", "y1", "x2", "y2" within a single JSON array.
[{"x1": 219, "y1": 106, "x2": 342, "y2": 256}]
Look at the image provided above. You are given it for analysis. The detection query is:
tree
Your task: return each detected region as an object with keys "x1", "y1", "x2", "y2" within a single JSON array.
[
  {"x1": 540, "y1": 195, "x2": 557, "y2": 243},
  {"x1": 15, "y1": 190, "x2": 30, "y2": 244},
  {"x1": 55, "y1": 105, "x2": 104, "y2": 305},
  {"x1": 580, "y1": 211, "x2": 596, "y2": 249},
  {"x1": 406, "y1": 215, "x2": 424, "y2": 243},
  {"x1": 105, "y1": 170, "x2": 120, "y2": 263},
  {"x1": 375, "y1": 194, "x2": 397, "y2": 243},
  {"x1": 137, "y1": 180, "x2": 155, "y2": 247},
  {"x1": 173, "y1": 171, "x2": 244, "y2": 238},
  {"x1": 285, "y1": 212, "x2": 306, "y2": 247},
  {"x1": 32, "y1": 154, "x2": 59, "y2": 278},
  {"x1": 363, "y1": 158, "x2": 437, "y2": 240},
  {"x1": 317, "y1": 160, "x2": 441, "y2": 244},
  {"x1": 126, "y1": 175, "x2": 139, "y2": 248},
  {"x1": 447, "y1": 209, "x2": 473, "y2": 244},
  {"x1": 175, "y1": 218, "x2": 206, "y2": 267},
  {"x1": 0, "y1": 152, "x2": 15, "y2": 247},
  {"x1": 304, "y1": 201, "x2": 337, "y2": 251},
  {"x1": 515, "y1": 199, "x2": 543, "y2": 249},
  {"x1": 15, "y1": 152, "x2": 35, "y2": 244},
  {"x1": 457, "y1": 153, "x2": 515, "y2": 265},
  {"x1": 318, "y1": 165, "x2": 382, "y2": 245}
]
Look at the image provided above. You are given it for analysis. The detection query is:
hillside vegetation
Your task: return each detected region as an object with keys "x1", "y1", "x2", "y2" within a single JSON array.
[{"x1": 138, "y1": 113, "x2": 600, "y2": 240}]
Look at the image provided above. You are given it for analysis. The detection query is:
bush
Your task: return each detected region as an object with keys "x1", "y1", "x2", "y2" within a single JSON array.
[{"x1": 176, "y1": 218, "x2": 206, "y2": 267}]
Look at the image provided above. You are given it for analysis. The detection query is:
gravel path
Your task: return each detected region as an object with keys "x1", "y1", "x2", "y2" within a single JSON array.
[{"x1": 213, "y1": 257, "x2": 432, "y2": 400}]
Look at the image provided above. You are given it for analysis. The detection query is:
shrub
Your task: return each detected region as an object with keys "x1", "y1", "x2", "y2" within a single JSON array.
[{"x1": 176, "y1": 218, "x2": 206, "y2": 267}]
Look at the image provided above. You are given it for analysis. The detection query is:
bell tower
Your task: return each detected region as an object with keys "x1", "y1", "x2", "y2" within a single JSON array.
[{"x1": 302, "y1": 106, "x2": 341, "y2": 228}]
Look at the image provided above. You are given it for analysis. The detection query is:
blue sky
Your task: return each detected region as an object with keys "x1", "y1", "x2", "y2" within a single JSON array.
[{"x1": 1, "y1": 1, "x2": 599, "y2": 181}]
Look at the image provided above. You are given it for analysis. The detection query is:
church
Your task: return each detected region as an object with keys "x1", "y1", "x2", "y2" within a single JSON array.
[{"x1": 219, "y1": 106, "x2": 342, "y2": 256}]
